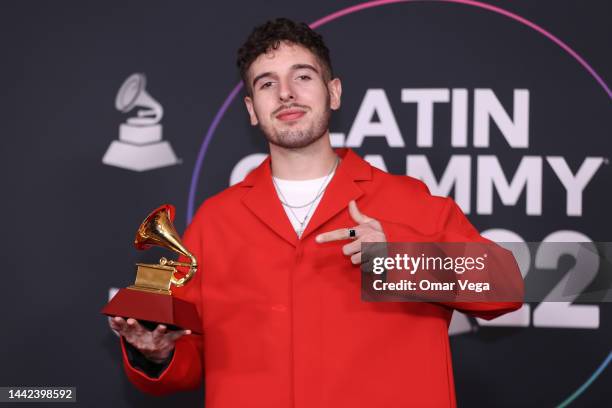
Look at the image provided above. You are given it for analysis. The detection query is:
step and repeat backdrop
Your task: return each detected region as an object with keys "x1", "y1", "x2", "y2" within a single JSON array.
[{"x1": 2, "y1": 1, "x2": 610, "y2": 407}]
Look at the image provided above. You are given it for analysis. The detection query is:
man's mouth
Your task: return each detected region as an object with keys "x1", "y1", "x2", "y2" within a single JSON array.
[{"x1": 276, "y1": 109, "x2": 306, "y2": 122}]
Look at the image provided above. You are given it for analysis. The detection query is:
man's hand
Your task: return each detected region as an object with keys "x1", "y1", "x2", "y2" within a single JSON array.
[
  {"x1": 315, "y1": 200, "x2": 387, "y2": 264},
  {"x1": 109, "y1": 316, "x2": 191, "y2": 363}
]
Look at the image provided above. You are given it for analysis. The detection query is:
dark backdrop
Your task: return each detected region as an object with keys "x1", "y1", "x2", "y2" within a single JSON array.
[{"x1": 1, "y1": 1, "x2": 610, "y2": 407}]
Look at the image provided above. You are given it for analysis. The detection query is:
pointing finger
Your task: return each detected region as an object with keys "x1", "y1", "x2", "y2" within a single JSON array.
[{"x1": 316, "y1": 227, "x2": 352, "y2": 243}]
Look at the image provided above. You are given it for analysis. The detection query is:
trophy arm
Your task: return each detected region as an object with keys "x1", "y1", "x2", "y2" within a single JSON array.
[{"x1": 160, "y1": 256, "x2": 198, "y2": 287}]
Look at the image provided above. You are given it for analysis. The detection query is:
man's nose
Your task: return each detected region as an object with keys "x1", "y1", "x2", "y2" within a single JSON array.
[{"x1": 278, "y1": 81, "x2": 295, "y2": 102}]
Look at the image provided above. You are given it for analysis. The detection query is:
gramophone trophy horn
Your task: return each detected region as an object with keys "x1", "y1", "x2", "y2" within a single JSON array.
[
  {"x1": 132, "y1": 204, "x2": 197, "y2": 293},
  {"x1": 101, "y1": 205, "x2": 202, "y2": 333}
]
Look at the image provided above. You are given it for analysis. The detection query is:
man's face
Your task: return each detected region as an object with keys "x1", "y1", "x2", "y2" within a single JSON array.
[{"x1": 244, "y1": 41, "x2": 341, "y2": 149}]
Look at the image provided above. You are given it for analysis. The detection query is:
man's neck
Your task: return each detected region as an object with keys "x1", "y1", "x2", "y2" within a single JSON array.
[{"x1": 269, "y1": 133, "x2": 338, "y2": 180}]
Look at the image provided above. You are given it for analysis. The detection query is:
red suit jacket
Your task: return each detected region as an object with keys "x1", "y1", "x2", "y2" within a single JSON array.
[{"x1": 119, "y1": 148, "x2": 523, "y2": 407}]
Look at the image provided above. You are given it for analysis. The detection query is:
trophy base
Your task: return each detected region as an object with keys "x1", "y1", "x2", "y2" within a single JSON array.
[{"x1": 101, "y1": 288, "x2": 202, "y2": 334}]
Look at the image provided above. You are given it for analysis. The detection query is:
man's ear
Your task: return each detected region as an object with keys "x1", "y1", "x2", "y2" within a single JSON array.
[
  {"x1": 328, "y1": 78, "x2": 342, "y2": 111},
  {"x1": 243, "y1": 95, "x2": 259, "y2": 126}
]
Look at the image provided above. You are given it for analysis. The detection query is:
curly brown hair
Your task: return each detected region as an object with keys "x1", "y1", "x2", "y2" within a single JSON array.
[{"x1": 237, "y1": 18, "x2": 334, "y2": 95}]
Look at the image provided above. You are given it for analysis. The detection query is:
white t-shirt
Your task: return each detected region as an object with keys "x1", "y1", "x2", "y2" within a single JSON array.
[{"x1": 272, "y1": 171, "x2": 336, "y2": 237}]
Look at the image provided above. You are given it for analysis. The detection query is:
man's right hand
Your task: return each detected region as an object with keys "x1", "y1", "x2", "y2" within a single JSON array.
[{"x1": 109, "y1": 316, "x2": 191, "y2": 364}]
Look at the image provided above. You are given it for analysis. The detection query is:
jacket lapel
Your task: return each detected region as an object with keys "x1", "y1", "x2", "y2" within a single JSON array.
[
  {"x1": 240, "y1": 148, "x2": 372, "y2": 246},
  {"x1": 241, "y1": 156, "x2": 299, "y2": 247},
  {"x1": 300, "y1": 148, "x2": 371, "y2": 240}
]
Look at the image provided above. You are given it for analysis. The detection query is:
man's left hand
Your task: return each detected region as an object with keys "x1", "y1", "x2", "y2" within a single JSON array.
[{"x1": 315, "y1": 200, "x2": 387, "y2": 264}]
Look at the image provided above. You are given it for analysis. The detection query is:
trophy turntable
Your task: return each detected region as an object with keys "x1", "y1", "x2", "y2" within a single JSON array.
[{"x1": 102, "y1": 204, "x2": 201, "y2": 333}]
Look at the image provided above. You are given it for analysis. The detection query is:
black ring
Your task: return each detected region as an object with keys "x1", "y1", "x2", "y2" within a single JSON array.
[{"x1": 348, "y1": 228, "x2": 357, "y2": 238}]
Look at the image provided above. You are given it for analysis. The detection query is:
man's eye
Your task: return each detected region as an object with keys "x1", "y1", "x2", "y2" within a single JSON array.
[
  {"x1": 260, "y1": 81, "x2": 274, "y2": 89},
  {"x1": 297, "y1": 75, "x2": 311, "y2": 81}
]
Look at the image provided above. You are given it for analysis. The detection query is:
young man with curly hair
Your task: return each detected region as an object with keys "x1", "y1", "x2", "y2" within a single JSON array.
[{"x1": 110, "y1": 18, "x2": 523, "y2": 408}]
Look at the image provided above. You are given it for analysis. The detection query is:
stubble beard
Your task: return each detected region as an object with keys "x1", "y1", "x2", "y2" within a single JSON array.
[{"x1": 259, "y1": 94, "x2": 331, "y2": 149}]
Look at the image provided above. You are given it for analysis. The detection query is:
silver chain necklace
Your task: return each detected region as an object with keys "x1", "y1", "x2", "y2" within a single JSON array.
[
  {"x1": 272, "y1": 156, "x2": 339, "y2": 237},
  {"x1": 276, "y1": 182, "x2": 328, "y2": 209}
]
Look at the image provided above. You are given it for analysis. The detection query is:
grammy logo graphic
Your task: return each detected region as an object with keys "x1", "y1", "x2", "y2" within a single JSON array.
[{"x1": 102, "y1": 73, "x2": 180, "y2": 172}]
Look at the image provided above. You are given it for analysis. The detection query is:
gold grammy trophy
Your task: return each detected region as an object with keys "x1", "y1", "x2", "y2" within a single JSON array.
[{"x1": 102, "y1": 204, "x2": 202, "y2": 333}]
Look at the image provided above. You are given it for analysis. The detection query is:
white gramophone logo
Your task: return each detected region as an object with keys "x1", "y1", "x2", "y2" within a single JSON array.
[{"x1": 102, "y1": 73, "x2": 179, "y2": 171}]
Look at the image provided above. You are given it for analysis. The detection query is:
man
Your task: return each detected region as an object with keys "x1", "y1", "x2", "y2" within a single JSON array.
[{"x1": 110, "y1": 18, "x2": 523, "y2": 407}]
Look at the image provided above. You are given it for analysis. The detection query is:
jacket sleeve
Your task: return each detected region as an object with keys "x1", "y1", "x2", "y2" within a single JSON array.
[
  {"x1": 119, "y1": 209, "x2": 206, "y2": 396},
  {"x1": 123, "y1": 339, "x2": 173, "y2": 378},
  {"x1": 381, "y1": 196, "x2": 525, "y2": 321}
]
